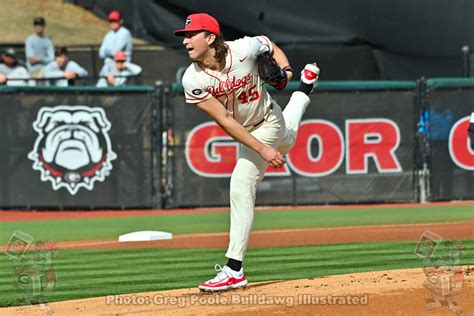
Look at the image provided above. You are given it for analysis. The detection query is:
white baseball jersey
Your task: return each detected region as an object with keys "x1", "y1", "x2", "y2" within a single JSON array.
[{"x1": 182, "y1": 35, "x2": 274, "y2": 128}]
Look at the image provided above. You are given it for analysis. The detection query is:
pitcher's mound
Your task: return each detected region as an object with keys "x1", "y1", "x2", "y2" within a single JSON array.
[{"x1": 2, "y1": 267, "x2": 472, "y2": 315}]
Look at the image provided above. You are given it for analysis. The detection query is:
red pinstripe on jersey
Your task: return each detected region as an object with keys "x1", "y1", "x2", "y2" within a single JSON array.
[{"x1": 228, "y1": 49, "x2": 235, "y2": 118}]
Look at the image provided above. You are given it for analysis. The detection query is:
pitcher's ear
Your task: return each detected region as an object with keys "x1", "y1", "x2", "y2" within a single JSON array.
[{"x1": 206, "y1": 33, "x2": 216, "y2": 45}]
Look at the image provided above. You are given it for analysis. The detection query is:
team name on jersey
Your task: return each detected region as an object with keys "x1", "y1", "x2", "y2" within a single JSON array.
[{"x1": 207, "y1": 74, "x2": 253, "y2": 97}]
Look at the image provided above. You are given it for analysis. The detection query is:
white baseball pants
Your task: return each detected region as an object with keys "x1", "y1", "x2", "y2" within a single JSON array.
[{"x1": 225, "y1": 91, "x2": 311, "y2": 261}]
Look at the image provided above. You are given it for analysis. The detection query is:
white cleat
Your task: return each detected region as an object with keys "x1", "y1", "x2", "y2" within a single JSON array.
[
  {"x1": 301, "y1": 63, "x2": 320, "y2": 92},
  {"x1": 198, "y1": 264, "x2": 248, "y2": 292}
]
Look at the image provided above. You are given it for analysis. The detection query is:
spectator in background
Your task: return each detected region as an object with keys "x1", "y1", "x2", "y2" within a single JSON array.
[
  {"x1": 99, "y1": 10, "x2": 132, "y2": 71},
  {"x1": 96, "y1": 51, "x2": 141, "y2": 87},
  {"x1": 43, "y1": 47, "x2": 88, "y2": 87},
  {"x1": 25, "y1": 17, "x2": 54, "y2": 77},
  {"x1": 0, "y1": 48, "x2": 31, "y2": 86}
]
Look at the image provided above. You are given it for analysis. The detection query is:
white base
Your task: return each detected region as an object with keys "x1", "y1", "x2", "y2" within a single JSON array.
[{"x1": 118, "y1": 231, "x2": 173, "y2": 242}]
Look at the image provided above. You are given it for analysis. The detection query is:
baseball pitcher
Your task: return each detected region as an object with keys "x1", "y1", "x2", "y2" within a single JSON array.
[{"x1": 175, "y1": 13, "x2": 319, "y2": 291}]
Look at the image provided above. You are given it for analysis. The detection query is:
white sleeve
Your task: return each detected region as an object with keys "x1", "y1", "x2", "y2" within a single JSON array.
[
  {"x1": 99, "y1": 33, "x2": 110, "y2": 59},
  {"x1": 124, "y1": 62, "x2": 142, "y2": 75},
  {"x1": 96, "y1": 78, "x2": 107, "y2": 87},
  {"x1": 182, "y1": 68, "x2": 212, "y2": 104},
  {"x1": 247, "y1": 35, "x2": 273, "y2": 56},
  {"x1": 25, "y1": 36, "x2": 34, "y2": 58},
  {"x1": 45, "y1": 38, "x2": 55, "y2": 64},
  {"x1": 7, "y1": 67, "x2": 30, "y2": 86},
  {"x1": 43, "y1": 62, "x2": 64, "y2": 78},
  {"x1": 99, "y1": 63, "x2": 110, "y2": 76},
  {"x1": 67, "y1": 61, "x2": 88, "y2": 77},
  {"x1": 8, "y1": 67, "x2": 30, "y2": 79},
  {"x1": 124, "y1": 29, "x2": 133, "y2": 61}
]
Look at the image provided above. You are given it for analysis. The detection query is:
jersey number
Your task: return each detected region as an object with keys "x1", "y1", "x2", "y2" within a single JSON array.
[{"x1": 237, "y1": 84, "x2": 260, "y2": 104}]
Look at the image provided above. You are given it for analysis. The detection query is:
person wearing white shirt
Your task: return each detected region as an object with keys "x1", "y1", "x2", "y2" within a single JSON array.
[
  {"x1": 43, "y1": 47, "x2": 88, "y2": 87},
  {"x1": 96, "y1": 51, "x2": 141, "y2": 87},
  {"x1": 0, "y1": 48, "x2": 31, "y2": 87},
  {"x1": 25, "y1": 17, "x2": 54, "y2": 76},
  {"x1": 99, "y1": 10, "x2": 132, "y2": 72}
]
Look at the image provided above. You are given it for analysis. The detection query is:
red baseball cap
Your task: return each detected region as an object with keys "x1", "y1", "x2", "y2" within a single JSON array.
[
  {"x1": 108, "y1": 10, "x2": 122, "y2": 22},
  {"x1": 114, "y1": 51, "x2": 127, "y2": 61},
  {"x1": 174, "y1": 13, "x2": 221, "y2": 36}
]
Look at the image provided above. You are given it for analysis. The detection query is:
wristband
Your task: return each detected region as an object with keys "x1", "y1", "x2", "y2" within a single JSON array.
[{"x1": 282, "y1": 65, "x2": 293, "y2": 74}]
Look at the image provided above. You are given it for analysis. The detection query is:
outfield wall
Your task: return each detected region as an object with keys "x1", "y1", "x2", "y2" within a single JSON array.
[
  {"x1": 0, "y1": 86, "x2": 160, "y2": 209},
  {"x1": 0, "y1": 79, "x2": 472, "y2": 209},
  {"x1": 167, "y1": 81, "x2": 418, "y2": 207},
  {"x1": 424, "y1": 79, "x2": 474, "y2": 201}
]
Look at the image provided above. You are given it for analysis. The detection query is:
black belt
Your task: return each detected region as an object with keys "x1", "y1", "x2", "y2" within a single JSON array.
[
  {"x1": 251, "y1": 118, "x2": 265, "y2": 128},
  {"x1": 247, "y1": 103, "x2": 273, "y2": 130}
]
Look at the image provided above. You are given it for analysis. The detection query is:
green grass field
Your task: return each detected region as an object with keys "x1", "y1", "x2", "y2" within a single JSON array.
[
  {"x1": 0, "y1": 240, "x2": 473, "y2": 307},
  {"x1": 0, "y1": 204, "x2": 472, "y2": 307},
  {"x1": 0, "y1": 204, "x2": 472, "y2": 244}
]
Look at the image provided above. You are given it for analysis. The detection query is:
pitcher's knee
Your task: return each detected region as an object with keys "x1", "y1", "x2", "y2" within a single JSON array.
[
  {"x1": 230, "y1": 181, "x2": 247, "y2": 201},
  {"x1": 230, "y1": 175, "x2": 254, "y2": 201},
  {"x1": 230, "y1": 187, "x2": 244, "y2": 201}
]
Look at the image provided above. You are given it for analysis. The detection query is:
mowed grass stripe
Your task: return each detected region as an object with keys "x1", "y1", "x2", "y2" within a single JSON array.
[
  {"x1": 0, "y1": 240, "x2": 472, "y2": 307},
  {"x1": 1, "y1": 205, "x2": 473, "y2": 243},
  {"x1": 0, "y1": 245, "x2": 427, "y2": 280}
]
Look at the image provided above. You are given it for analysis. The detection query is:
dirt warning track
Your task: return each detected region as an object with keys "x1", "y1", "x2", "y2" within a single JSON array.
[{"x1": 41, "y1": 221, "x2": 473, "y2": 250}]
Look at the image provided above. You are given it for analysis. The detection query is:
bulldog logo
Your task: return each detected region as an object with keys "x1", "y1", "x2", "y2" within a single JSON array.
[{"x1": 28, "y1": 105, "x2": 117, "y2": 195}]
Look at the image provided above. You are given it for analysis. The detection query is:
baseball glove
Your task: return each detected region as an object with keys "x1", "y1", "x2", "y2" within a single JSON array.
[{"x1": 257, "y1": 52, "x2": 288, "y2": 90}]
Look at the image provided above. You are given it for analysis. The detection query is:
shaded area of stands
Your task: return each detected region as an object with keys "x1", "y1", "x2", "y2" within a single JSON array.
[{"x1": 0, "y1": 44, "x2": 189, "y2": 85}]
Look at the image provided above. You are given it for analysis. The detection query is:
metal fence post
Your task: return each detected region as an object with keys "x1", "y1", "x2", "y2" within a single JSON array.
[
  {"x1": 462, "y1": 46, "x2": 470, "y2": 77},
  {"x1": 415, "y1": 77, "x2": 431, "y2": 203},
  {"x1": 90, "y1": 45, "x2": 98, "y2": 78},
  {"x1": 157, "y1": 82, "x2": 175, "y2": 209},
  {"x1": 153, "y1": 81, "x2": 164, "y2": 208}
]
